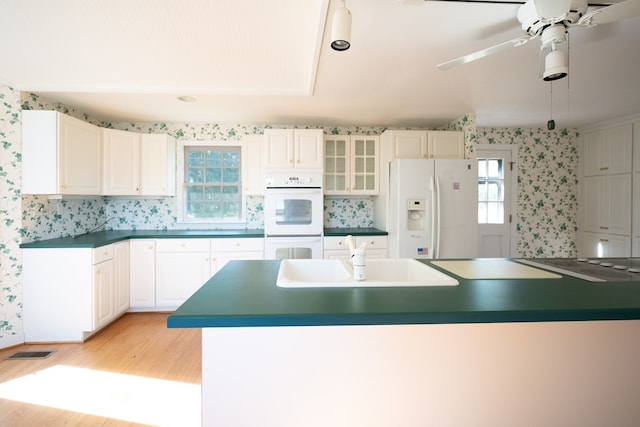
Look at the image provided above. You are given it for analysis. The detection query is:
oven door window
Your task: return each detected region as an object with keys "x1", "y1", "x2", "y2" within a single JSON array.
[{"x1": 275, "y1": 199, "x2": 313, "y2": 226}]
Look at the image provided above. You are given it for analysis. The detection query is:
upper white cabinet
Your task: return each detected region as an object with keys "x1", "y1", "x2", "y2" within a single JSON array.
[
  {"x1": 103, "y1": 128, "x2": 141, "y2": 195},
  {"x1": 103, "y1": 130, "x2": 176, "y2": 196},
  {"x1": 383, "y1": 130, "x2": 465, "y2": 159},
  {"x1": 264, "y1": 129, "x2": 323, "y2": 169},
  {"x1": 324, "y1": 135, "x2": 379, "y2": 195},
  {"x1": 582, "y1": 124, "x2": 632, "y2": 176},
  {"x1": 22, "y1": 110, "x2": 102, "y2": 195},
  {"x1": 140, "y1": 133, "x2": 176, "y2": 196}
]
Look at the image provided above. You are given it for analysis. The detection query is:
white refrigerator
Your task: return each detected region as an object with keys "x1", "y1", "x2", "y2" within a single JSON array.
[{"x1": 388, "y1": 158, "x2": 478, "y2": 259}]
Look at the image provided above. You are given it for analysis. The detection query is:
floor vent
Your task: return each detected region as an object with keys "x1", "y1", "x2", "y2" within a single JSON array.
[{"x1": 5, "y1": 350, "x2": 56, "y2": 360}]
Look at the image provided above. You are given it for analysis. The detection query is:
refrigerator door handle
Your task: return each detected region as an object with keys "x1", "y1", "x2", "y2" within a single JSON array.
[
  {"x1": 430, "y1": 176, "x2": 436, "y2": 258},
  {"x1": 434, "y1": 175, "x2": 441, "y2": 258}
]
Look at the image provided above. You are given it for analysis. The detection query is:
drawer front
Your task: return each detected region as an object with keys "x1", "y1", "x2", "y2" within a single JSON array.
[
  {"x1": 357, "y1": 236, "x2": 387, "y2": 249},
  {"x1": 155, "y1": 238, "x2": 211, "y2": 253},
  {"x1": 212, "y1": 238, "x2": 264, "y2": 252},
  {"x1": 324, "y1": 236, "x2": 350, "y2": 251},
  {"x1": 93, "y1": 244, "x2": 114, "y2": 264}
]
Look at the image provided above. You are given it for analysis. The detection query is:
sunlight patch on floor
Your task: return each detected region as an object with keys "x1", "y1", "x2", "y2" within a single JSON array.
[{"x1": 0, "y1": 365, "x2": 200, "y2": 426}]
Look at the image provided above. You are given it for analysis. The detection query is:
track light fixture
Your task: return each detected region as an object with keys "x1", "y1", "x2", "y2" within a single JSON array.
[{"x1": 331, "y1": 1, "x2": 351, "y2": 51}]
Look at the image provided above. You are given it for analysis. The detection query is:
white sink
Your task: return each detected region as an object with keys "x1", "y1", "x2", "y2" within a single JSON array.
[{"x1": 276, "y1": 259, "x2": 459, "y2": 288}]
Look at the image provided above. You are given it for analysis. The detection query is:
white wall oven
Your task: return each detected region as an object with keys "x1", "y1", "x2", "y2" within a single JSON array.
[{"x1": 264, "y1": 171, "x2": 324, "y2": 259}]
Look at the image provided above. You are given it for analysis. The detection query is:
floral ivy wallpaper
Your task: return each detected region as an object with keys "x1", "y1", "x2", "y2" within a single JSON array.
[
  {"x1": 0, "y1": 85, "x2": 582, "y2": 348},
  {"x1": 476, "y1": 128, "x2": 579, "y2": 258}
]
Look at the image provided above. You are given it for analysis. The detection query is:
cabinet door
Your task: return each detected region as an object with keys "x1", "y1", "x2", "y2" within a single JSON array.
[
  {"x1": 582, "y1": 125, "x2": 632, "y2": 176},
  {"x1": 93, "y1": 259, "x2": 115, "y2": 330},
  {"x1": 264, "y1": 129, "x2": 294, "y2": 168},
  {"x1": 391, "y1": 131, "x2": 428, "y2": 158},
  {"x1": 156, "y1": 252, "x2": 210, "y2": 307},
  {"x1": 59, "y1": 113, "x2": 103, "y2": 194},
  {"x1": 582, "y1": 176, "x2": 605, "y2": 233},
  {"x1": 113, "y1": 241, "x2": 130, "y2": 315},
  {"x1": 605, "y1": 173, "x2": 632, "y2": 235},
  {"x1": 351, "y1": 136, "x2": 379, "y2": 195},
  {"x1": 130, "y1": 240, "x2": 156, "y2": 308},
  {"x1": 324, "y1": 137, "x2": 350, "y2": 194},
  {"x1": 580, "y1": 232, "x2": 631, "y2": 257},
  {"x1": 103, "y1": 128, "x2": 140, "y2": 195},
  {"x1": 428, "y1": 131, "x2": 465, "y2": 159},
  {"x1": 140, "y1": 133, "x2": 176, "y2": 196},
  {"x1": 294, "y1": 129, "x2": 324, "y2": 169},
  {"x1": 608, "y1": 124, "x2": 633, "y2": 174}
]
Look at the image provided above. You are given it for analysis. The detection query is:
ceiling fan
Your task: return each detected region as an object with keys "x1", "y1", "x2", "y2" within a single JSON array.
[{"x1": 436, "y1": 0, "x2": 640, "y2": 81}]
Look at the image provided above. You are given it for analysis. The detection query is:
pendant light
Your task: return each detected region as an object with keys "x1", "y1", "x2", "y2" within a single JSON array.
[{"x1": 331, "y1": 0, "x2": 351, "y2": 51}]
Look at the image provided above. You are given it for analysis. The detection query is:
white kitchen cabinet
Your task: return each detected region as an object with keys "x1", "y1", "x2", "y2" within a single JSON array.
[
  {"x1": 582, "y1": 123, "x2": 632, "y2": 176},
  {"x1": 324, "y1": 136, "x2": 379, "y2": 195},
  {"x1": 155, "y1": 239, "x2": 211, "y2": 308},
  {"x1": 22, "y1": 110, "x2": 102, "y2": 195},
  {"x1": 103, "y1": 131, "x2": 176, "y2": 196},
  {"x1": 579, "y1": 232, "x2": 631, "y2": 258},
  {"x1": 114, "y1": 241, "x2": 130, "y2": 314},
  {"x1": 383, "y1": 130, "x2": 465, "y2": 160},
  {"x1": 129, "y1": 240, "x2": 156, "y2": 309},
  {"x1": 264, "y1": 129, "x2": 323, "y2": 169},
  {"x1": 582, "y1": 174, "x2": 632, "y2": 236},
  {"x1": 103, "y1": 128, "x2": 141, "y2": 195},
  {"x1": 22, "y1": 243, "x2": 128, "y2": 342},
  {"x1": 140, "y1": 133, "x2": 176, "y2": 196},
  {"x1": 93, "y1": 251, "x2": 115, "y2": 331},
  {"x1": 242, "y1": 135, "x2": 264, "y2": 195},
  {"x1": 210, "y1": 238, "x2": 264, "y2": 275},
  {"x1": 324, "y1": 235, "x2": 387, "y2": 259}
]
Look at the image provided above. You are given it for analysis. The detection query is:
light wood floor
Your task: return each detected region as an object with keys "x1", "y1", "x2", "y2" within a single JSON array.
[{"x1": 0, "y1": 313, "x2": 201, "y2": 427}]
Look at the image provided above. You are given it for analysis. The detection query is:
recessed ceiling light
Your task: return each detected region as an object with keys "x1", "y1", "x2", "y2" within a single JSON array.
[{"x1": 177, "y1": 96, "x2": 196, "y2": 103}]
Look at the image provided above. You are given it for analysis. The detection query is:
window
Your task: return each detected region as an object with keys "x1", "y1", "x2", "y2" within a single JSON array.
[
  {"x1": 478, "y1": 158, "x2": 504, "y2": 224},
  {"x1": 180, "y1": 144, "x2": 242, "y2": 223}
]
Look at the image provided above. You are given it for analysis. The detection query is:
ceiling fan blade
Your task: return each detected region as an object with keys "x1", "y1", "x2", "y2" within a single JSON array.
[
  {"x1": 579, "y1": 0, "x2": 640, "y2": 26},
  {"x1": 533, "y1": 0, "x2": 571, "y2": 20},
  {"x1": 437, "y1": 35, "x2": 535, "y2": 71}
]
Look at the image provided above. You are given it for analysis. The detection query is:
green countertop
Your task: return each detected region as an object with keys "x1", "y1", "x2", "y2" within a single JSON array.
[
  {"x1": 167, "y1": 259, "x2": 640, "y2": 328},
  {"x1": 19, "y1": 229, "x2": 266, "y2": 248},
  {"x1": 19, "y1": 228, "x2": 386, "y2": 248}
]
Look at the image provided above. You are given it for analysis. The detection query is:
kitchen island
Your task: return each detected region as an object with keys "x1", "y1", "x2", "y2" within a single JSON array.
[{"x1": 168, "y1": 260, "x2": 640, "y2": 427}]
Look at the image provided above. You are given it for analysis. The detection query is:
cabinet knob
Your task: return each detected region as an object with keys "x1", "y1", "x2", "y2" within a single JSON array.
[
  {"x1": 236, "y1": 243, "x2": 240, "y2": 247},
  {"x1": 600, "y1": 226, "x2": 609, "y2": 230},
  {"x1": 338, "y1": 241, "x2": 343, "y2": 246},
  {"x1": 600, "y1": 239, "x2": 609, "y2": 242},
  {"x1": 148, "y1": 246, "x2": 153, "y2": 250}
]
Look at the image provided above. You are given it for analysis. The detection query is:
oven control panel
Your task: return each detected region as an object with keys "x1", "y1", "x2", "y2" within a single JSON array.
[{"x1": 265, "y1": 172, "x2": 323, "y2": 188}]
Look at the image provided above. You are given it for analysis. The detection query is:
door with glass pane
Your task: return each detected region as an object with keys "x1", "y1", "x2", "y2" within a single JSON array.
[
  {"x1": 324, "y1": 136, "x2": 379, "y2": 195},
  {"x1": 477, "y1": 145, "x2": 517, "y2": 257},
  {"x1": 324, "y1": 137, "x2": 350, "y2": 194},
  {"x1": 351, "y1": 136, "x2": 379, "y2": 195}
]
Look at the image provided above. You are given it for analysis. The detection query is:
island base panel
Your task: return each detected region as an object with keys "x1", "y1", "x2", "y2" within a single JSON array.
[{"x1": 202, "y1": 320, "x2": 640, "y2": 427}]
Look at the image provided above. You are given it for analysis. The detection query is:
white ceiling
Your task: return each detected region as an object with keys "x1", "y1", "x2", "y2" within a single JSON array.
[{"x1": 1, "y1": 0, "x2": 639, "y2": 129}]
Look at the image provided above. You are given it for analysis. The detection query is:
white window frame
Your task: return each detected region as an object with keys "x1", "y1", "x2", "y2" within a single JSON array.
[{"x1": 176, "y1": 140, "x2": 247, "y2": 228}]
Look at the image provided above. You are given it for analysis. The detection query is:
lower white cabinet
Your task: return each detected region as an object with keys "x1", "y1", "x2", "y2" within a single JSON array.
[
  {"x1": 155, "y1": 239, "x2": 211, "y2": 308},
  {"x1": 134, "y1": 237, "x2": 265, "y2": 309},
  {"x1": 130, "y1": 240, "x2": 156, "y2": 309},
  {"x1": 579, "y1": 232, "x2": 631, "y2": 258},
  {"x1": 324, "y1": 235, "x2": 387, "y2": 260},
  {"x1": 211, "y1": 238, "x2": 264, "y2": 275},
  {"x1": 23, "y1": 243, "x2": 129, "y2": 342}
]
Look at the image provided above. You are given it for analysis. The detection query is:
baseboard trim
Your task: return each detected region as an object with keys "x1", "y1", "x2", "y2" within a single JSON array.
[{"x1": 0, "y1": 333, "x2": 25, "y2": 350}]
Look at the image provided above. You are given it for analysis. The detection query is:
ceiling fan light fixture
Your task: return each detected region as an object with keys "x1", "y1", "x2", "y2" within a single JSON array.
[
  {"x1": 330, "y1": 2, "x2": 351, "y2": 51},
  {"x1": 543, "y1": 48, "x2": 568, "y2": 81}
]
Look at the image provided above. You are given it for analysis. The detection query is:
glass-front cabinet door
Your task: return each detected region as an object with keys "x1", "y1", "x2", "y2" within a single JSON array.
[
  {"x1": 351, "y1": 136, "x2": 378, "y2": 195},
  {"x1": 324, "y1": 137, "x2": 350, "y2": 194},
  {"x1": 324, "y1": 135, "x2": 379, "y2": 195}
]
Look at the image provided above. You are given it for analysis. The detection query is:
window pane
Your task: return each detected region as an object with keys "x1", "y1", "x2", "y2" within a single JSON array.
[
  {"x1": 478, "y1": 157, "x2": 505, "y2": 225},
  {"x1": 184, "y1": 146, "x2": 242, "y2": 221}
]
